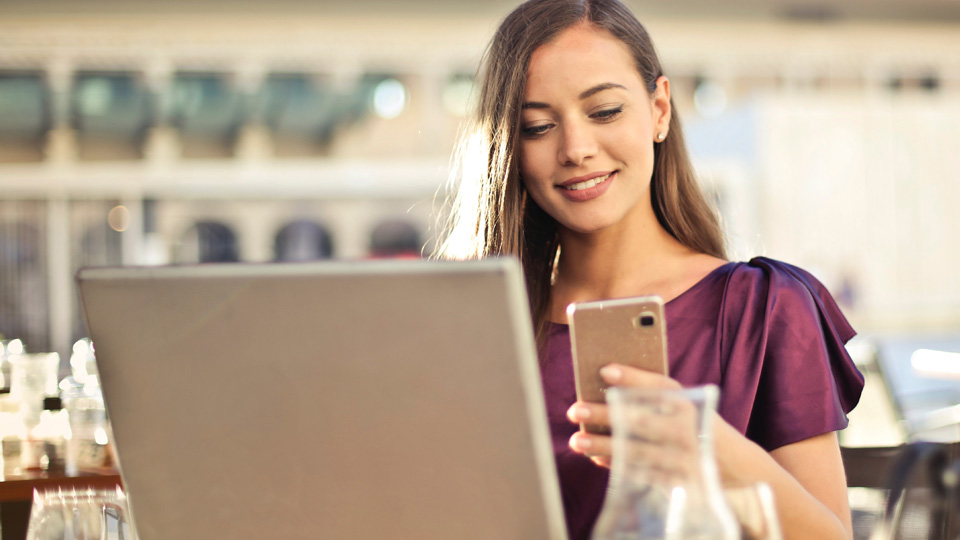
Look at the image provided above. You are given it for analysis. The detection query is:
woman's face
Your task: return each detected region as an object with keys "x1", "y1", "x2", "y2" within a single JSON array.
[{"x1": 518, "y1": 23, "x2": 671, "y2": 236}]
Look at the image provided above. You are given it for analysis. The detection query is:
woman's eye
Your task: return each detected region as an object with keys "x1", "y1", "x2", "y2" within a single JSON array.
[
  {"x1": 522, "y1": 124, "x2": 552, "y2": 137},
  {"x1": 591, "y1": 106, "x2": 624, "y2": 121}
]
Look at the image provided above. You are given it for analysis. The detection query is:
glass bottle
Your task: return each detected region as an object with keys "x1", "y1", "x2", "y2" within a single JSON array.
[
  {"x1": 0, "y1": 338, "x2": 26, "y2": 391},
  {"x1": 8, "y1": 352, "x2": 60, "y2": 473},
  {"x1": 61, "y1": 350, "x2": 114, "y2": 475},
  {"x1": 32, "y1": 397, "x2": 69, "y2": 473},
  {"x1": 9, "y1": 352, "x2": 60, "y2": 420},
  {"x1": 592, "y1": 384, "x2": 740, "y2": 540}
]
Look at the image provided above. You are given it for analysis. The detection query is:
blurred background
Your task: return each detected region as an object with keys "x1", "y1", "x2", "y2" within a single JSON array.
[{"x1": 0, "y1": 0, "x2": 958, "y2": 444}]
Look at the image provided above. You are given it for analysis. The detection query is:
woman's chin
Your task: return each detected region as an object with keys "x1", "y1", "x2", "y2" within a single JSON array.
[{"x1": 557, "y1": 220, "x2": 618, "y2": 236}]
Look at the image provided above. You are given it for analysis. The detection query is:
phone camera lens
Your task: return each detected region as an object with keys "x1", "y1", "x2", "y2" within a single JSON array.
[{"x1": 639, "y1": 315, "x2": 655, "y2": 327}]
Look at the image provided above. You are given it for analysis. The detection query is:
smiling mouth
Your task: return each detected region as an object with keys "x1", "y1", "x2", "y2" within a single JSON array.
[{"x1": 562, "y1": 173, "x2": 613, "y2": 191}]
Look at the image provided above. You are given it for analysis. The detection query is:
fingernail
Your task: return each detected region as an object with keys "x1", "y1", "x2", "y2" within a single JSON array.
[
  {"x1": 599, "y1": 365, "x2": 622, "y2": 383},
  {"x1": 571, "y1": 435, "x2": 592, "y2": 451},
  {"x1": 569, "y1": 405, "x2": 591, "y2": 421}
]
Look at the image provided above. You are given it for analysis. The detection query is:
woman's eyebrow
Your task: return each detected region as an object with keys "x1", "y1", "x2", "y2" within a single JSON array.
[
  {"x1": 579, "y1": 82, "x2": 626, "y2": 99},
  {"x1": 522, "y1": 101, "x2": 549, "y2": 110},
  {"x1": 521, "y1": 82, "x2": 627, "y2": 110}
]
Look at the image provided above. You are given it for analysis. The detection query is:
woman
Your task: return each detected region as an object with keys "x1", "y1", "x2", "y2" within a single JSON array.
[{"x1": 436, "y1": 1, "x2": 864, "y2": 539}]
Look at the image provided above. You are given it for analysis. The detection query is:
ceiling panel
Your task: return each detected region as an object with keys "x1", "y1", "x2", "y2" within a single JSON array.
[{"x1": 1, "y1": 0, "x2": 959, "y2": 22}]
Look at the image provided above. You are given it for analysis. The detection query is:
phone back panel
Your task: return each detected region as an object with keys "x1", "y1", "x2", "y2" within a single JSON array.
[{"x1": 568, "y1": 296, "x2": 668, "y2": 411}]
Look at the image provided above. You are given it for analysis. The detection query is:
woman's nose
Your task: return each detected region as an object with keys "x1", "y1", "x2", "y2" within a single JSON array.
[{"x1": 558, "y1": 123, "x2": 597, "y2": 167}]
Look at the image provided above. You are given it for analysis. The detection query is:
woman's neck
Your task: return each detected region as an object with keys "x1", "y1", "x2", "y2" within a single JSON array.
[{"x1": 548, "y1": 217, "x2": 722, "y2": 323}]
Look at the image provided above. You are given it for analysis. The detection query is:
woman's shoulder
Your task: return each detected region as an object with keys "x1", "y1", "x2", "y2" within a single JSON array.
[
  {"x1": 725, "y1": 256, "x2": 822, "y2": 288},
  {"x1": 716, "y1": 257, "x2": 864, "y2": 449},
  {"x1": 722, "y1": 256, "x2": 856, "y2": 343},
  {"x1": 723, "y1": 257, "x2": 833, "y2": 300}
]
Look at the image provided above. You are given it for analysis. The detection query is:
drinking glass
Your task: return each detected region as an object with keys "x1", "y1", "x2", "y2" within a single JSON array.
[{"x1": 26, "y1": 487, "x2": 136, "y2": 540}]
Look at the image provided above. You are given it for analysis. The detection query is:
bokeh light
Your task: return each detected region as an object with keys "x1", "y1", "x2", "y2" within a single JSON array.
[{"x1": 373, "y1": 78, "x2": 407, "y2": 119}]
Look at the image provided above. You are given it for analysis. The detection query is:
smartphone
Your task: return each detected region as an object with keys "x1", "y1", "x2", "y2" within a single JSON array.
[{"x1": 567, "y1": 295, "x2": 669, "y2": 434}]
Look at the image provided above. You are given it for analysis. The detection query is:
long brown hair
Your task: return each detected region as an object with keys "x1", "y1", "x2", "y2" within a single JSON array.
[{"x1": 436, "y1": 0, "x2": 726, "y2": 347}]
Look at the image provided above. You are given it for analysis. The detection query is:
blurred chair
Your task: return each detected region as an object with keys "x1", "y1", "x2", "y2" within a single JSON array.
[
  {"x1": 177, "y1": 221, "x2": 239, "y2": 263},
  {"x1": 876, "y1": 335, "x2": 960, "y2": 442},
  {"x1": 368, "y1": 219, "x2": 422, "y2": 259},
  {"x1": 876, "y1": 341, "x2": 960, "y2": 442},
  {"x1": 274, "y1": 219, "x2": 334, "y2": 261},
  {"x1": 841, "y1": 335, "x2": 960, "y2": 539},
  {"x1": 842, "y1": 334, "x2": 960, "y2": 445},
  {"x1": 842, "y1": 336, "x2": 908, "y2": 448},
  {"x1": 843, "y1": 442, "x2": 960, "y2": 540}
]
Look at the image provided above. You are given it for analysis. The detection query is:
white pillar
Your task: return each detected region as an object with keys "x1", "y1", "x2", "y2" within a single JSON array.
[
  {"x1": 233, "y1": 62, "x2": 273, "y2": 162},
  {"x1": 121, "y1": 196, "x2": 144, "y2": 266},
  {"x1": 416, "y1": 69, "x2": 446, "y2": 152},
  {"x1": 46, "y1": 197, "x2": 72, "y2": 360},
  {"x1": 43, "y1": 58, "x2": 78, "y2": 166},
  {"x1": 143, "y1": 59, "x2": 181, "y2": 166}
]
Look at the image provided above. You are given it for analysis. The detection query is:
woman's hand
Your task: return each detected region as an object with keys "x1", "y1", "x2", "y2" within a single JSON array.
[
  {"x1": 565, "y1": 363, "x2": 682, "y2": 468},
  {"x1": 566, "y1": 364, "x2": 854, "y2": 539}
]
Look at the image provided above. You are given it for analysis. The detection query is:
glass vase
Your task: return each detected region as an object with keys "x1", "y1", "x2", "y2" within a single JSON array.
[{"x1": 592, "y1": 384, "x2": 740, "y2": 540}]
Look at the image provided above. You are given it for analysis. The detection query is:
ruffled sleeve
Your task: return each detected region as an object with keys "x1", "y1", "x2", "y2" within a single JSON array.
[{"x1": 717, "y1": 257, "x2": 864, "y2": 451}]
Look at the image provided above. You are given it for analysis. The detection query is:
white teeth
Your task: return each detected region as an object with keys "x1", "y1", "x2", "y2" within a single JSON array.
[{"x1": 564, "y1": 173, "x2": 611, "y2": 191}]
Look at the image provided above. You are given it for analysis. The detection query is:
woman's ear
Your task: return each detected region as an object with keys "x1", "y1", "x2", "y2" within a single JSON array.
[{"x1": 652, "y1": 75, "x2": 672, "y2": 138}]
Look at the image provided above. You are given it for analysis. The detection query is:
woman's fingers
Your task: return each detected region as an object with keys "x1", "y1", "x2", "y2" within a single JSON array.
[
  {"x1": 567, "y1": 365, "x2": 691, "y2": 472},
  {"x1": 565, "y1": 362, "x2": 681, "y2": 430},
  {"x1": 569, "y1": 429, "x2": 699, "y2": 481},
  {"x1": 566, "y1": 401, "x2": 610, "y2": 427},
  {"x1": 569, "y1": 430, "x2": 612, "y2": 458},
  {"x1": 590, "y1": 455, "x2": 612, "y2": 468},
  {"x1": 599, "y1": 363, "x2": 681, "y2": 390}
]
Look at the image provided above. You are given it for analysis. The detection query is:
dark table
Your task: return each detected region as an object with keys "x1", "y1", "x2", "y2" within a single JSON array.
[{"x1": 0, "y1": 468, "x2": 122, "y2": 540}]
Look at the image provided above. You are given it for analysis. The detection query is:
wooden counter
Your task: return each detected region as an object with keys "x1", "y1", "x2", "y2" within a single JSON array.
[{"x1": 0, "y1": 469, "x2": 122, "y2": 540}]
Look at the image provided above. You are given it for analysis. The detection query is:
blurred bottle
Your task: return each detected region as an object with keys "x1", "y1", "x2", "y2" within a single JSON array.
[
  {"x1": 0, "y1": 406, "x2": 25, "y2": 476},
  {"x1": 0, "y1": 339, "x2": 24, "y2": 473},
  {"x1": 62, "y1": 381, "x2": 111, "y2": 474},
  {"x1": 32, "y1": 397, "x2": 69, "y2": 473},
  {"x1": 8, "y1": 352, "x2": 60, "y2": 473},
  {"x1": 19, "y1": 412, "x2": 44, "y2": 471},
  {"x1": 69, "y1": 338, "x2": 98, "y2": 388},
  {"x1": 61, "y1": 339, "x2": 113, "y2": 474},
  {"x1": 0, "y1": 338, "x2": 26, "y2": 391},
  {"x1": 9, "y1": 352, "x2": 60, "y2": 419}
]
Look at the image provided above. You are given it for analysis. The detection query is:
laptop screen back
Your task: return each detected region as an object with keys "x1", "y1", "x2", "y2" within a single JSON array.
[{"x1": 77, "y1": 258, "x2": 567, "y2": 540}]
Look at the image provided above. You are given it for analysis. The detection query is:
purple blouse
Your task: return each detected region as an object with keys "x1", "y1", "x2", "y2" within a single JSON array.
[{"x1": 539, "y1": 257, "x2": 865, "y2": 540}]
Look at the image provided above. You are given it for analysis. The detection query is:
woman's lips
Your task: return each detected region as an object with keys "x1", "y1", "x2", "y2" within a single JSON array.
[{"x1": 557, "y1": 171, "x2": 616, "y2": 202}]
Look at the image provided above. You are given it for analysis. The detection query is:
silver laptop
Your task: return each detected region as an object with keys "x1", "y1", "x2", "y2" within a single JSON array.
[{"x1": 76, "y1": 258, "x2": 567, "y2": 540}]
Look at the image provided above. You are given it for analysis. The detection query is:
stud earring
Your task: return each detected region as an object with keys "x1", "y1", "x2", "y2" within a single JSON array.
[{"x1": 656, "y1": 131, "x2": 666, "y2": 141}]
